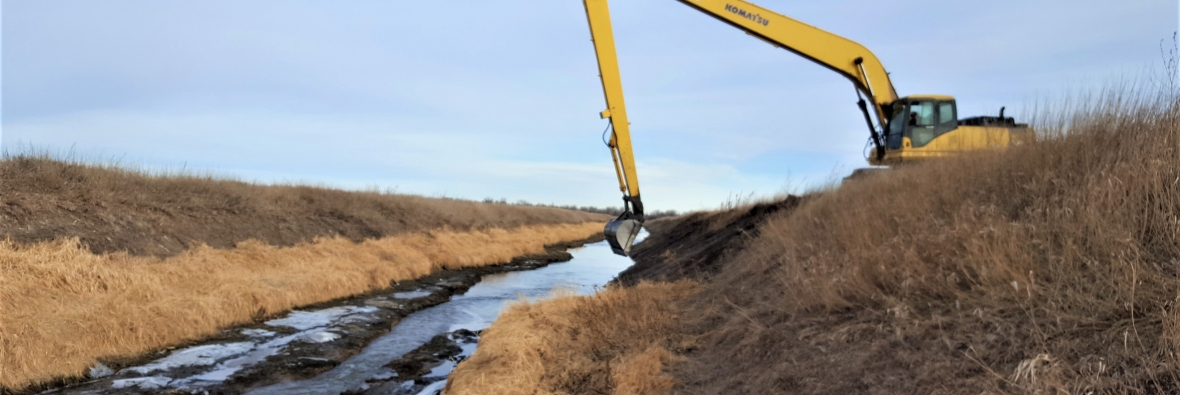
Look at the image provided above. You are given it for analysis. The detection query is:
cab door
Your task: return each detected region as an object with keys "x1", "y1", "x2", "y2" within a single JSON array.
[
  {"x1": 933, "y1": 101, "x2": 958, "y2": 150},
  {"x1": 908, "y1": 100, "x2": 937, "y2": 147}
]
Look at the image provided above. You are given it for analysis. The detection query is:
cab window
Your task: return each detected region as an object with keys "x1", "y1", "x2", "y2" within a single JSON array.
[
  {"x1": 938, "y1": 102, "x2": 955, "y2": 124},
  {"x1": 911, "y1": 101, "x2": 935, "y2": 126},
  {"x1": 886, "y1": 103, "x2": 907, "y2": 149},
  {"x1": 909, "y1": 101, "x2": 937, "y2": 146}
]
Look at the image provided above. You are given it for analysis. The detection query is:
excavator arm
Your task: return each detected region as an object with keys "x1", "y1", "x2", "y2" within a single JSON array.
[
  {"x1": 584, "y1": 0, "x2": 644, "y2": 256},
  {"x1": 583, "y1": 0, "x2": 906, "y2": 256},
  {"x1": 675, "y1": 0, "x2": 898, "y2": 158}
]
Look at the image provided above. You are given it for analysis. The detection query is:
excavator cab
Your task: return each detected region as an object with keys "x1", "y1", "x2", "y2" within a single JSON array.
[
  {"x1": 884, "y1": 96, "x2": 958, "y2": 150},
  {"x1": 874, "y1": 95, "x2": 1030, "y2": 165}
]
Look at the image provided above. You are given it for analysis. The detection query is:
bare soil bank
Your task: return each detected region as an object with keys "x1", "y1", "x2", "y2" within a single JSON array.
[
  {"x1": 0, "y1": 157, "x2": 605, "y2": 257},
  {"x1": 618, "y1": 196, "x2": 801, "y2": 286}
]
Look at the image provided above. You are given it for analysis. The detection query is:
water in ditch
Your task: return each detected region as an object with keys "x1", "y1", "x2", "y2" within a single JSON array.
[{"x1": 248, "y1": 235, "x2": 643, "y2": 395}]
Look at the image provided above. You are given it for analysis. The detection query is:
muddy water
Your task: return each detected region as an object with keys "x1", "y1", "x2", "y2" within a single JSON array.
[{"x1": 248, "y1": 236, "x2": 642, "y2": 395}]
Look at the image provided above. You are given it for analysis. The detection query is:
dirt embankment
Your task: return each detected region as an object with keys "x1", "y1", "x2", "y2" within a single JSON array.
[
  {"x1": 0, "y1": 157, "x2": 606, "y2": 257},
  {"x1": 618, "y1": 196, "x2": 801, "y2": 286}
]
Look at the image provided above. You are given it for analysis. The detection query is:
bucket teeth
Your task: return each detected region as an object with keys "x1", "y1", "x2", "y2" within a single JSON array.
[{"x1": 605, "y1": 218, "x2": 642, "y2": 256}]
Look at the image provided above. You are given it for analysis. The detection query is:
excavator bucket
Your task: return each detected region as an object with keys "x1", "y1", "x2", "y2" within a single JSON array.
[{"x1": 604, "y1": 217, "x2": 643, "y2": 256}]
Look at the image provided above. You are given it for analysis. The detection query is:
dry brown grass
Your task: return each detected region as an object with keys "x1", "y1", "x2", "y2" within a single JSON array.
[
  {"x1": 677, "y1": 88, "x2": 1180, "y2": 393},
  {"x1": 0, "y1": 222, "x2": 603, "y2": 390},
  {"x1": 444, "y1": 281, "x2": 698, "y2": 395},
  {"x1": 0, "y1": 156, "x2": 606, "y2": 257}
]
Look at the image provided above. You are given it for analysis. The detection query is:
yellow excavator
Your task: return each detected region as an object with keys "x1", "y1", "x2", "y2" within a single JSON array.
[{"x1": 584, "y1": 0, "x2": 1033, "y2": 256}]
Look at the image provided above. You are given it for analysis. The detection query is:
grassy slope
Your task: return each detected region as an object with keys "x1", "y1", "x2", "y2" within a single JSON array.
[
  {"x1": 0, "y1": 158, "x2": 607, "y2": 390},
  {"x1": 0, "y1": 157, "x2": 604, "y2": 257},
  {"x1": 676, "y1": 92, "x2": 1179, "y2": 393}
]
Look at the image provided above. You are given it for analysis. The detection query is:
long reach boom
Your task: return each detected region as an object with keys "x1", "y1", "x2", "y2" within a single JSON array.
[{"x1": 584, "y1": 0, "x2": 644, "y2": 256}]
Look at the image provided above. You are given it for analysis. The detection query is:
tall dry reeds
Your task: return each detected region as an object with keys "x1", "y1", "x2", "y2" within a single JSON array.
[
  {"x1": 680, "y1": 86, "x2": 1179, "y2": 392},
  {"x1": 445, "y1": 281, "x2": 698, "y2": 395},
  {"x1": 0, "y1": 222, "x2": 602, "y2": 390}
]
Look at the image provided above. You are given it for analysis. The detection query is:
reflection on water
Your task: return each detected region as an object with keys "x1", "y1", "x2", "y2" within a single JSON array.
[{"x1": 248, "y1": 235, "x2": 643, "y2": 395}]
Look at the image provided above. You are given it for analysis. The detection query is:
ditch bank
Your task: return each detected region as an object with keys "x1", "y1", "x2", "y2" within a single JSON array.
[
  {"x1": 26, "y1": 235, "x2": 605, "y2": 395},
  {"x1": 443, "y1": 201, "x2": 801, "y2": 395},
  {"x1": 2, "y1": 222, "x2": 604, "y2": 392},
  {"x1": 248, "y1": 234, "x2": 640, "y2": 395},
  {"x1": 619, "y1": 196, "x2": 801, "y2": 285}
]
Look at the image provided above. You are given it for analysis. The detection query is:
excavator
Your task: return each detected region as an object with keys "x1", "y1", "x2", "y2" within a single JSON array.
[{"x1": 584, "y1": 0, "x2": 1033, "y2": 256}]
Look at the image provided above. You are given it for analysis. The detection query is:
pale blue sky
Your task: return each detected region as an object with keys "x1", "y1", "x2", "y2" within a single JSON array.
[{"x1": 3, "y1": 1, "x2": 1176, "y2": 211}]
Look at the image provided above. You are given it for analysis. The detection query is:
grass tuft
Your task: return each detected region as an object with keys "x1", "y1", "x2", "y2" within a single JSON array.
[{"x1": 445, "y1": 281, "x2": 697, "y2": 395}]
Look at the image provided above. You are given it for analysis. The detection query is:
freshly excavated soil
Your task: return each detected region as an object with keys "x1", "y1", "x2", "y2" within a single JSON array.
[
  {"x1": 0, "y1": 157, "x2": 604, "y2": 257},
  {"x1": 617, "y1": 196, "x2": 801, "y2": 286}
]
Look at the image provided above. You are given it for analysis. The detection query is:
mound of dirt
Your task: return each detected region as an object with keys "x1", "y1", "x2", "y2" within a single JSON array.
[{"x1": 617, "y1": 196, "x2": 801, "y2": 285}]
